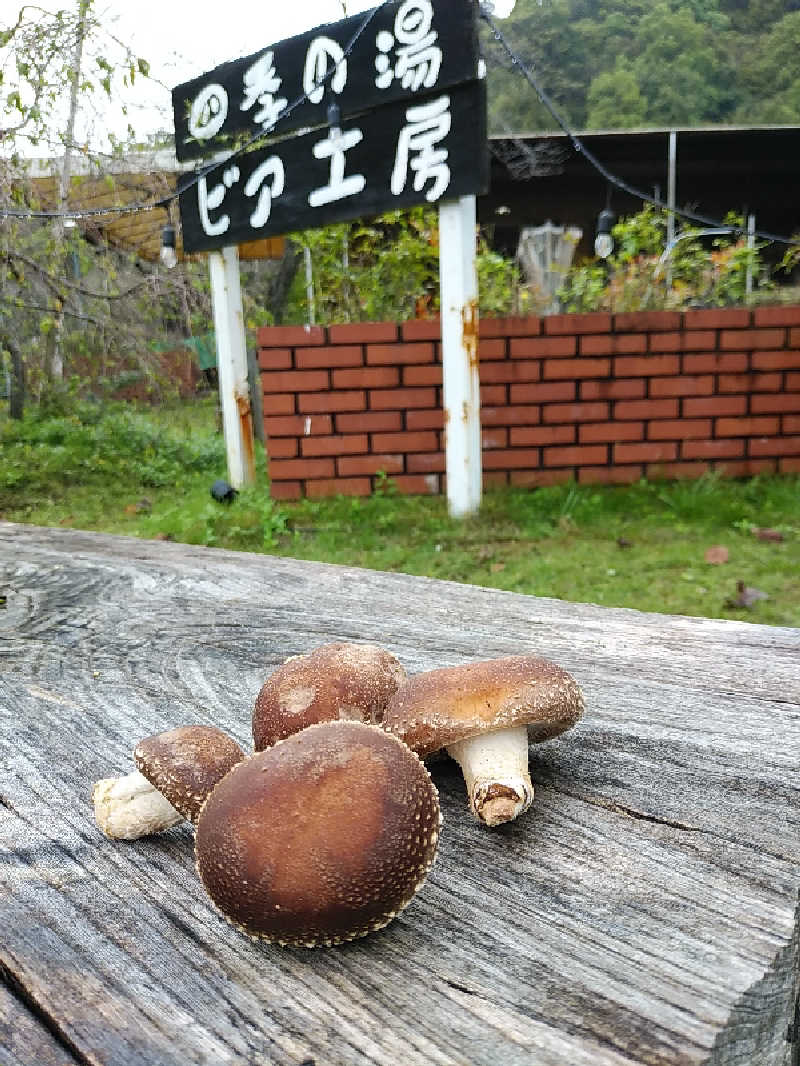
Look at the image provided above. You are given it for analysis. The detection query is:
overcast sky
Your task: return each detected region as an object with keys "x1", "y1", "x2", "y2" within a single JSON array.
[
  {"x1": 91, "y1": 0, "x2": 376, "y2": 142},
  {"x1": 30, "y1": 0, "x2": 514, "y2": 152},
  {"x1": 107, "y1": 0, "x2": 374, "y2": 86}
]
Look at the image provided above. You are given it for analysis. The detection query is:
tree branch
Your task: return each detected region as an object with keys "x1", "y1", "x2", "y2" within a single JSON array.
[{"x1": 0, "y1": 251, "x2": 159, "y2": 302}]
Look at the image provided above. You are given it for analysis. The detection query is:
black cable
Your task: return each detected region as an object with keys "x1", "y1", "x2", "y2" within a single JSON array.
[
  {"x1": 479, "y1": 5, "x2": 800, "y2": 248},
  {"x1": 0, "y1": 0, "x2": 392, "y2": 223},
  {"x1": 7, "y1": 0, "x2": 799, "y2": 252},
  {"x1": 0, "y1": 299, "x2": 104, "y2": 324}
]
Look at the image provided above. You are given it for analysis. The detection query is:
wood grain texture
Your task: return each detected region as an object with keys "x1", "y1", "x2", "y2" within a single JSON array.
[
  {"x1": 0, "y1": 977, "x2": 78, "y2": 1066},
  {"x1": 0, "y1": 522, "x2": 798, "y2": 1066}
]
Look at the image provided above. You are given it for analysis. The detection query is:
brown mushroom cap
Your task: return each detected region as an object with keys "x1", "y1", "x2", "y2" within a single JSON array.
[
  {"x1": 383, "y1": 654, "x2": 584, "y2": 758},
  {"x1": 134, "y1": 725, "x2": 245, "y2": 823},
  {"x1": 195, "y1": 720, "x2": 441, "y2": 947},
  {"x1": 252, "y1": 642, "x2": 407, "y2": 751}
]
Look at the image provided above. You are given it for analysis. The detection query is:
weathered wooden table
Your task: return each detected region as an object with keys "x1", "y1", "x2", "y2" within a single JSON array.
[{"x1": 1, "y1": 522, "x2": 798, "y2": 1066}]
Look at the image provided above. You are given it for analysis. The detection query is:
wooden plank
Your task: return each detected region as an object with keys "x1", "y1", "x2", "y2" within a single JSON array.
[
  {"x1": 171, "y1": 0, "x2": 480, "y2": 162},
  {"x1": 178, "y1": 81, "x2": 489, "y2": 254},
  {"x1": 0, "y1": 979, "x2": 78, "y2": 1066},
  {"x1": 0, "y1": 522, "x2": 798, "y2": 1066},
  {"x1": 238, "y1": 237, "x2": 286, "y2": 261},
  {"x1": 23, "y1": 173, "x2": 173, "y2": 264}
]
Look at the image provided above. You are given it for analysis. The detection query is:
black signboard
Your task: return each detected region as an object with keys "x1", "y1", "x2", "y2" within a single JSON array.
[
  {"x1": 172, "y1": 0, "x2": 479, "y2": 163},
  {"x1": 179, "y1": 81, "x2": 488, "y2": 254}
]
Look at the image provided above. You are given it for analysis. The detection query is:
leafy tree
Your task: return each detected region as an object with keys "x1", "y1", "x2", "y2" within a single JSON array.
[
  {"x1": 483, "y1": 0, "x2": 591, "y2": 130},
  {"x1": 481, "y1": 0, "x2": 800, "y2": 132},
  {"x1": 1, "y1": 2, "x2": 149, "y2": 156},
  {"x1": 631, "y1": 4, "x2": 735, "y2": 125},
  {"x1": 733, "y1": 10, "x2": 800, "y2": 122},
  {"x1": 586, "y1": 59, "x2": 647, "y2": 129},
  {"x1": 719, "y1": 0, "x2": 799, "y2": 34},
  {"x1": 0, "y1": 2, "x2": 161, "y2": 414}
]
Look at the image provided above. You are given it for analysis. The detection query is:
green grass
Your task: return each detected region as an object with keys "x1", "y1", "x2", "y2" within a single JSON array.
[{"x1": 2, "y1": 398, "x2": 799, "y2": 627}]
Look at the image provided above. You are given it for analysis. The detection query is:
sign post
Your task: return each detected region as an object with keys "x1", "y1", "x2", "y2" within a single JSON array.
[
  {"x1": 173, "y1": 0, "x2": 488, "y2": 512},
  {"x1": 439, "y1": 194, "x2": 481, "y2": 516},
  {"x1": 208, "y1": 245, "x2": 255, "y2": 488}
]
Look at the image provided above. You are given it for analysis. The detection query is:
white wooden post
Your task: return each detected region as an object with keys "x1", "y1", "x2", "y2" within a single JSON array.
[
  {"x1": 438, "y1": 194, "x2": 481, "y2": 518},
  {"x1": 303, "y1": 244, "x2": 316, "y2": 325},
  {"x1": 746, "y1": 213, "x2": 756, "y2": 300},
  {"x1": 666, "y1": 130, "x2": 677, "y2": 290},
  {"x1": 209, "y1": 245, "x2": 256, "y2": 488}
]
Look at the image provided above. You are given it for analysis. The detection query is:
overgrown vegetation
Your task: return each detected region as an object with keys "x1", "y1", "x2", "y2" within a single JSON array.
[
  {"x1": 281, "y1": 207, "x2": 529, "y2": 325},
  {"x1": 557, "y1": 205, "x2": 779, "y2": 313},
  {"x1": 3, "y1": 400, "x2": 798, "y2": 628}
]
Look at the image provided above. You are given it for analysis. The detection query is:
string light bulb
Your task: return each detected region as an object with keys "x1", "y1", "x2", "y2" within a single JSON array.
[
  {"x1": 594, "y1": 208, "x2": 616, "y2": 260},
  {"x1": 327, "y1": 99, "x2": 342, "y2": 133},
  {"x1": 160, "y1": 223, "x2": 178, "y2": 269}
]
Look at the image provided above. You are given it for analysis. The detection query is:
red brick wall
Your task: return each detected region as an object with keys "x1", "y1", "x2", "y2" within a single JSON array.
[{"x1": 257, "y1": 307, "x2": 800, "y2": 499}]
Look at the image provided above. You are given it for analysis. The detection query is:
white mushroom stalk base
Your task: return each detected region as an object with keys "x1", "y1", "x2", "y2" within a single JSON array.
[
  {"x1": 93, "y1": 770, "x2": 183, "y2": 840},
  {"x1": 445, "y1": 725, "x2": 534, "y2": 827}
]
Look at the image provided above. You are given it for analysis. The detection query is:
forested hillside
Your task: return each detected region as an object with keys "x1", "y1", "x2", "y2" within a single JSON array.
[{"x1": 483, "y1": 0, "x2": 800, "y2": 132}]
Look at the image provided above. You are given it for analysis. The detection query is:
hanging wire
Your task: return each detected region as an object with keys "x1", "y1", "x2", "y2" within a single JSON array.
[
  {"x1": 479, "y1": 4, "x2": 800, "y2": 248},
  {"x1": 0, "y1": 298, "x2": 105, "y2": 324},
  {"x1": 4, "y1": 0, "x2": 799, "y2": 252},
  {"x1": 0, "y1": 0, "x2": 394, "y2": 222}
]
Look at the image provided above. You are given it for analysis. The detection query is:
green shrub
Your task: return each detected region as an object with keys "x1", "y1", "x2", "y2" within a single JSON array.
[{"x1": 558, "y1": 205, "x2": 775, "y2": 312}]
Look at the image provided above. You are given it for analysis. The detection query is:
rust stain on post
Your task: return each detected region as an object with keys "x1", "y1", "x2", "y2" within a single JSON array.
[
  {"x1": 235, "y1": 386, "x2": 256, "y2": 478},
  {"x1": 462, "y1": 299, "x2": 479, "y2": 372}
]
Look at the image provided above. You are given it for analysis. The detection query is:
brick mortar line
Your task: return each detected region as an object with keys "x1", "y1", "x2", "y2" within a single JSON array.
[{"x1": 260, "y1": 323, "x2": 799, "y2": 496}]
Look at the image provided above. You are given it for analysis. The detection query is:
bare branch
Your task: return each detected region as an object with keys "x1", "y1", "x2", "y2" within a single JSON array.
[{"x1": 0, "y1": 250, "x2": 164, "y2": 302}]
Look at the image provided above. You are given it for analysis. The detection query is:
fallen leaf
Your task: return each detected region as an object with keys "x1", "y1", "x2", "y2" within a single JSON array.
[
  {"x1": 704, "y1": 545, "x2": 729, "y2": 565},
  {"x1": 490, "y1": 562, "x2": 506, "y2": 573},
  {"x1": 725, "y1": 580, "x2": 769, "y2": 609},
  {"x1": 125, "y1": 498, "x2": 153, "y2": 516},
  {"x1": 753, "y1": 527, "x2": 784, "y2": 543}
]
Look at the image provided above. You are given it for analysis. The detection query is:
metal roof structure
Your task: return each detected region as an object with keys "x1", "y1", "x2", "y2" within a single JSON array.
[
  {"x1": 14, "y1": 124, "x2": 800, "y2": 264},
  {"x1": 481, "y1": 124, "x2": 800, "y2": 257}
]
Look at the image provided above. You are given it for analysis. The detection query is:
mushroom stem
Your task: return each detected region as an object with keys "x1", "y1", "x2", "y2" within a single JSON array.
[
  {"x1": 445, "y1": 725, "x2": 533, "y2": 827},
  {"x1": 93, "y1": 770, "x2": 183, "y2": 840}
]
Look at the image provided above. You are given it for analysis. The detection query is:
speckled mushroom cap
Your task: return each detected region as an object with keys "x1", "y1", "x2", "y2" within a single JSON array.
[
  {"x1": 383, "y1": 654, "x2": 585, "y2": 758},
  {"x1": 134, "y1": 725, "x2": 245, "y2": 823},
  {"x1": 252, "y1": 642, "x2": 407, "y2": 751},
  {"x1": 195, "y1": 720, "x2": 441, "y2": 947}
]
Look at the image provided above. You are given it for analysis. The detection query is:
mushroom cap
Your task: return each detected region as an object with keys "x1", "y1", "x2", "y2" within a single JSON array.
[
  {"x1": 134, "y1": 725, "x2": 245, "y2": 823},
  {"x1": 252, "y1": 642, "x2": 407, "y2": 751},
  {"x1": 195, "y1": 720, "x2": 441, "y2": 947},
  {"x1": 383, "y1": 654, "x2": 584, "y2": 758}
]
